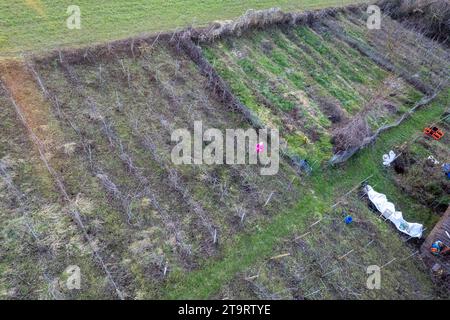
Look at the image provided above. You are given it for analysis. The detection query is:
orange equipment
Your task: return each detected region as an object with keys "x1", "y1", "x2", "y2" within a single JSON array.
[{"x1": 424, "y1": 127, "x2": 444, "y2": 140}]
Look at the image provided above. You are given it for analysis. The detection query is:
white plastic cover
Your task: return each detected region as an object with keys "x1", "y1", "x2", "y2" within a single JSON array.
[
  {"x1": 365, "y1": 185, "x2": 423, "y2": 238},
  {"x1": 427, "y1": 155, "x2": 439, "y2": 165},
  {"x1": 382, "y1": 150, "x2": 397, "y2": 166}
]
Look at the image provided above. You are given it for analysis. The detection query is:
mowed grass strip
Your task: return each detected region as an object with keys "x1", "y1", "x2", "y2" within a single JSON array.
[
  {"x1": 161, "y1": 89, "x2": 449, "y2": 299},
  {"x1": 0, "y1": 0, "x2": 370, "y2": 55}
]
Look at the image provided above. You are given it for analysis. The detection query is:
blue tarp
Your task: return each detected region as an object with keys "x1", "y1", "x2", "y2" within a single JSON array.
[
  {"x1": 443, "y1": 163, "x2": 450, "y2": 179},
  {"x1": 443, "y1": 163, "x2": 450, "y2": 173}
]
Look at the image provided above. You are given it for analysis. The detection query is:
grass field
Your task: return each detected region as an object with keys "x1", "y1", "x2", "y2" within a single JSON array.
[
  {"x1": 0, "y1": 0, "x2": 370, "y2": 55},
  {"x1": 202, "y1": 19, "x2": 426, "y2": 163},
  {"x1": 161, "y1": 89, "x2": 450, "y2": 299},
  {"x1": 1, "y1": 2, "x2": 449, "y2": 300}
]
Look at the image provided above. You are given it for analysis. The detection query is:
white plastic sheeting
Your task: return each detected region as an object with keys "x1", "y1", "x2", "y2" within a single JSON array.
[
  {"x1": 382, "y1": 150, "x2": 397, "y2": 166},
  {"x1": 427, "y1": 155, "x2": 440, "y2": 165},
  {"x1": 365, "y1": 185, "x2": 423, "y2": 238}
]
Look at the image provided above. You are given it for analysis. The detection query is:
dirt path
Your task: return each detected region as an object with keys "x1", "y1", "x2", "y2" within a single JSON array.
[{"x1": 0, "y1": 60, "x2": 63, "y2": 194}]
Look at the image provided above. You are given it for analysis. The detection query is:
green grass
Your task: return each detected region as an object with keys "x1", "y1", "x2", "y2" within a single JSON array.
[
  {"x1": 0, "y1": 88, "x2": 114, "y2": 299},
  {"x1": 161, "y1": 89, "x2": 450, "y2": 299},
  {"x1": 219, "y1": 193, "x2": 436, "y2": 299},
  {"x1": 201, "y1": 22, "x2": 426, "y2": 165},
  {"x1": 24, "y1": 44, "x2": 307, "y2": 298},
  {"x1": 0, "y1": 0, "x2": 370, "y2": 56},
  {"x1": 2, "y1": 2, "x2": 447, "y2": 299}
]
